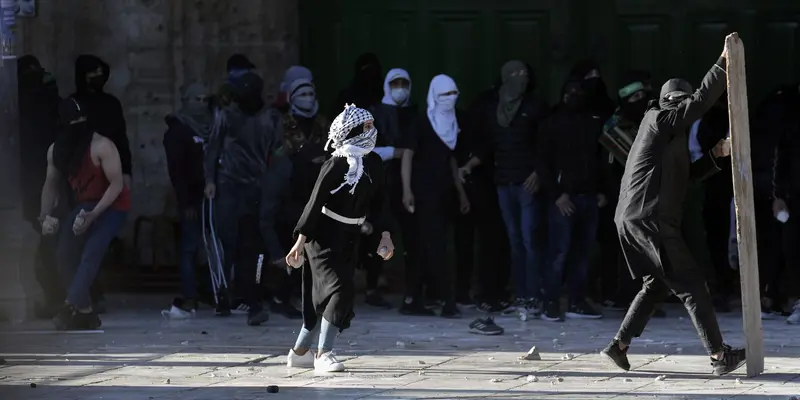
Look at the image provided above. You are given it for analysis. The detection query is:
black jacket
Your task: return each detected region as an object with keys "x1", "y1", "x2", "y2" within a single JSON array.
[
  {"x1": 471, "y1": 92, "x2": 549, "y2": 185},
  {"x1": 204, "y1": 105, "x2": 283, "y2": 186},
  {"x1": 752, "y1": 84, "x2": 800, "y2": 199},
  {"x1": 163, "y1": 116, "x2": 206, "y2": 210},
  {"x1": 537, "y1": 107, "x2": 607, "y2": 198},
  {"x1": 71, "y1": 55, "x2": 132, "y2": 176}
]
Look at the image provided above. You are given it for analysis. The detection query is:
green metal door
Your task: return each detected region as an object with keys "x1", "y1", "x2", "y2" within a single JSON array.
[{"x1": 300, "y1": 0, "x2": 800, "y2": 111}]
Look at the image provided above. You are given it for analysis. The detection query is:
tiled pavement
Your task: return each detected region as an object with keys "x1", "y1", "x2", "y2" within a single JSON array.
[{"x1": 0, "y1": 295, "x2": 798, "y2": 399}]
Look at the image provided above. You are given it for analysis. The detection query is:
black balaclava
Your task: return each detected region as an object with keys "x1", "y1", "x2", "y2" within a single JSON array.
[
  {"x1": 17, "y1": 54, "x2": 43, "y2": 87},
  {"x1": 658, "y1": 78, "x2": 693, "y2": 110},
  {"x1": 231, "y1": 71, "x2": 265, "y2": 115},
  {"x1": 562, "y1": 79, "x2": 587, "y2": 110},
  {"x1": 569, "y1": 59, "x2": 613, "y2": 117},
  {"x1": 226, "y1": 54, "x2": 255, "y2": 84},
  {"x1": 74, "y1": 54, "x2": 110, "y2": 94},
  {"x1": 617, "y1": 71, "x2": 654, "y2": 123},
  {"x1": 351, "y1": 52, "x2": 383, "y2": 105},
  {"x1": 53, "y1": 97, "x2": 94, "y2": 176}
]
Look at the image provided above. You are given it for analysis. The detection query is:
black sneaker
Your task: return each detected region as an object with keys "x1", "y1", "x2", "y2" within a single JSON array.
[
  {"x1": 215, "y1": 291, "x2": 232, "y2": 317},
  {"x1": 541, "y1": 300, "x2": 562, "y2": 322},
  {"x1": 477, "y1": 302, "x2": 504, "y2": 313},
  {"x1": 399, "y1": 298, "x2": 436, "y2": 316},
  {"x1": 711, "y1": 345, "x2": 746, "y2": 376},
  {"x1": 270, "y1": 298, "x2": 302, "y2": 319},
  {"x1": 72, "y1": 311, "x2": 102, "y2": 330},
  {"x1": 525, "y1": 298, "x2": 542, "y2": 316},
  {"x1": 440, "y1": 302, "x2": 462, "y2": 319},
  {"x1": 566, "y1": 300, "x2": 603, "y2": 319},
  {"x1": 468, "y1": 317, "x2": 504, "y2": 335},
  {"x1": 503, "y1": 298, "x2": 526, "y2": 315},
  {"x1": 600, "y1": 340, "x2": 631, "y2": 371},
  {"x1": 247, "y1": 307, "x2": 270, "y2": 326},
  {"x1": 365, "y1": 292, "x2": 393, "y2": 309}
]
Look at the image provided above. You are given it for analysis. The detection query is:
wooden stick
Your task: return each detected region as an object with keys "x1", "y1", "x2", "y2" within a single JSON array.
[{"x1": 725, "y1": 32, "x2": 764, "y2": 378}]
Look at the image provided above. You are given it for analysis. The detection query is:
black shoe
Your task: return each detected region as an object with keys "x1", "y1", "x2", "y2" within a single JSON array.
[
  {"x1": 247, "y1": 308, "x2": 270, "y2": 326},
  {"x1": 468, "y1": 317, "x2": 504, "y2": 335},
  {"x1": 652, "y1": 308, "x2": 667, "y2": 318},
  {"x1": 601, "y1": 340, "x2": 631, "y2": 371},
  {"x1": 71, "y1": 311, "x2": 102, "y2": 330},
  {"x1": 270, "y1": 299, "x2": 302, "y2": 319},
  {"x1": 711, "y1": 345, "x2": 746, "y2": 376},
  {"x1": 566, "y1": 299, "x2": 604, "y2": 319},
  {"x1": 365, "y1": 292, "x2": 393, "y2": 309},
  {"x1": 440, "y1": 302, "x2": 462, "y2": 319},
  {"x1": 477, "y1": 301, "x2": 504, "y2": 313},
  {"x1": 503, "y1": 298, "x2": 526, "y2": 315},
  {"x1": 399, "y1": 299, "x2": 436, "y2": 316},
  {"x1": 215, "y1": 292, "x2": 232, "y2": 317},
  {"x1": 602, "y1": 299, "x2": 629, "y2": 311},
  {"x1": 541, "y1": 300, "x2": 561, "y2": 322}
]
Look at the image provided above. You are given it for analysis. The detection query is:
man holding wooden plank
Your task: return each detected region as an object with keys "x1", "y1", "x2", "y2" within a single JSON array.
[{"x1": 600, "y1": 34, "x2": 746, "y2": 376}]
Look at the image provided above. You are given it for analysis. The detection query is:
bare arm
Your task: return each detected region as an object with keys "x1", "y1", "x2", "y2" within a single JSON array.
[
  {"x1": 39, "y1": 145, "x2": 61, "y2": 219},
  {"x1": 401, "y1": 149, "x2": 414, "y2": 193},
  {"x1": 451, "y1": 156, "x2": 467, "y2": 196},
  {"x1": 92, "y1": 139, "x2": 125, "y2": 216}
]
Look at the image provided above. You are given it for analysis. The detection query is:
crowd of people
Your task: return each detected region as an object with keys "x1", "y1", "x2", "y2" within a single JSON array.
[{"x1": 14, "y1": 44, "x2": 800, "y2": 371}]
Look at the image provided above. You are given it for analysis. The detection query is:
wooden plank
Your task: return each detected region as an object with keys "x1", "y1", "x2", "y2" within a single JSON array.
[{"x1": 725, "y1": 32, "x2": 764, "y2": 378}]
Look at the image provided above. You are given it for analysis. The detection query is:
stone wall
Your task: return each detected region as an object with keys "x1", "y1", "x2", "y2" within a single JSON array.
[{"x1": 16, "y1": 0, "x2": 298, "y2": 248}]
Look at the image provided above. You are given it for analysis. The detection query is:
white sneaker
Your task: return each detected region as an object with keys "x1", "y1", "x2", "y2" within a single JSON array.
[
  {"x1": 314, "y1": 351, "x2": 345, "y2": 372},
  {"x1": 286, "y1": 349, "x2": 314, "y2": 368},
  {"x1": 786, "y1": 301, "x2": 800, "y2": 325},
  {"x1": 161, "y1": 305, "x2": 195, "y2": 320}
]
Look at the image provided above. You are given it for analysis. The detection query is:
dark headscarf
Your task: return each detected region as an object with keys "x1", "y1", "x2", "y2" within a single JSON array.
[
  {"x1": 658, "y1": 78, "x2": 693, "y2": 110},
  {"x1": 497, "y1": 60, "x2": 529, "y2": 127},
  {"x1": 53, "y1": 97, "x2": 94, "y2": 176},
  {"x1": 569, "y1": 59, "x2": 614, "y2": 119},
  {"x1": 231, "y1": 72, "x2": 265, "y2": 115}
]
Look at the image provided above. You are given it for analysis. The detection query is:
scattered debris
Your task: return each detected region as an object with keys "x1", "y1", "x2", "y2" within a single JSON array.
[
  {"x1": 654, "y1": 375, "x2": 666, "y2": 382},
  {"x1": 735, "y1": 378, "x2": 743, "y2": 384},
  {"x1": 490, "y1": 378, "x2": 502, "y2": 383},
  {"x1": 164, "y1": 379, "x2": 171, "y2": 384},
  {"x1": 201, "y1": 331, "x2": 208, "y2": 335},
  {"x1": 396, "y1": 341, "x2": 405, "y2": 349},
  {"x1": 488, "y1": 357, "x2": 495, "y2": 361},
  {"x1": 552, "y1": 339, "x2": 560, "y2": 344},
  {"x1": 561, "y1": 353, "x2": 575, "y2": 361},
  {"x1": 418, "y1": 371, "x2": 425, "y2": 376},
  {"x1": 623, "y1": 378, "x2": 633, "y2": 383},
  {"x1": 210, "y1": 373, "x2": 216, "y2": 378},
  {"x1": 560, "y1": 332, "x2": 566, "y2": 336},
  {"x1": 266, "y1": 385, "x2": 279, "y2": 393},
  {"x1": 29, "y1": 383, "x2": 37, "y2": 388},
  {"x1": 348, "y1": 341, "x2": 358, "y2": 346},
  {"x1": 520, "y1": 346, "x2": 541, "y2": 361},
  {"x1": 526, "y1": 375, "x2": 538, "y2": 383},
  {"x1": 676, "y1": 347, "x2": 683, "y2": 353},
  {"x1": 418, "y1": 360, "x2": 426, "y2": 365},
  {"x1": 181, "y1": 341, "x2": 189, "y2": 345}
]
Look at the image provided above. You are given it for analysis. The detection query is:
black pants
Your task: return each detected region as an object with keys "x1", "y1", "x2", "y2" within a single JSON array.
[
  {"x1": 615, "y1": 219, "x2": 724, "y2": 355},
  {"x1": 359, "y1": 230, "x2": 383, "y2": 291},
  {"x1": 597, "y1": 202, "x2": 636, "y2": 302},
  {"x1": 407, "y1": 194, "x2": 453, "y2": 303},
  {"x1": 215, "y1": 180, "x2": 265, "y2": 311},
  {"x1": 754, "y1": 195, "x2": 785, "y2": 304},
  {"x1": 703, "y1": 191, "x2": 735, "y2": 299},
  {"x1": 455, "y1": 180, "x2": 509, "y2": 303}
]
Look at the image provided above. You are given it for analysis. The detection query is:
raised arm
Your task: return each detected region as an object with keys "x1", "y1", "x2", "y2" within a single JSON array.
[{"x1": 676, "y1": 54, "x2": 728, "y2": 126}]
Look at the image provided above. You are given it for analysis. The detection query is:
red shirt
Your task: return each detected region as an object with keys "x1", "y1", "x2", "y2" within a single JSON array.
[{"x1": 69, "y1": 149, "x2": 131, "y2": 211}]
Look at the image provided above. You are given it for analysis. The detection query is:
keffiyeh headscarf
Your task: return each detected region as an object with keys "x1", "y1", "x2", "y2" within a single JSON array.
[{"x1": 325, "y1": 104, "x2": 377, "y2": 194}]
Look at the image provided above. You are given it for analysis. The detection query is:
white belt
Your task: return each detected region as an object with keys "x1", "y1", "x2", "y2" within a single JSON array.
[{"x1": 321, "y1": 206, "x2": 366, "y2": 225}]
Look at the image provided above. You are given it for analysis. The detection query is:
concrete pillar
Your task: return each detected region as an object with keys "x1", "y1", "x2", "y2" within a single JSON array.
[{"x1": 0, "y1": 0, "x2": 41, "y2": 323}]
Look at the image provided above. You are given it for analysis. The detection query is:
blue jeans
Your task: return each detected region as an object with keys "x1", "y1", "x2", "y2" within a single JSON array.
[
  {"x1": 57, "y1": 204, "x2": 127, "y2": 309},
  {"x1": 496, "y1": 184, "x2": 543, "y2": 299},
  {"x1": 179, "y1": 210, "x2": 202, "y2": 300},
  {"x1": 544, "y1": 194, "x2": 599, "y2": 302}
]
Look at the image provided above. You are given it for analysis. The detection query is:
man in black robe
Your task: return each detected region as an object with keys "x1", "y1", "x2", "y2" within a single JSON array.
[{"x1": 600, "y1": 41, "x2": 746, "y2": 376}]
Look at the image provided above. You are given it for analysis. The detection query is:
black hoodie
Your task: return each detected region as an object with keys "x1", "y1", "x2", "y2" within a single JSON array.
[{"x1": 71, "y1": 54, "x2": 132, "y2": 176}]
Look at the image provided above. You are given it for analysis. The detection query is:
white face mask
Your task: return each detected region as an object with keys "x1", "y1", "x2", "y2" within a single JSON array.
[
  {"x1": 390, "y1": 88, "x2": 410, "y2": 105},
  {"x1": 437, "y1": 94, "x2": 457, "y2": 111},
  {"x1": 293, "y1": 96, "x2": 316, "y2": 111}
]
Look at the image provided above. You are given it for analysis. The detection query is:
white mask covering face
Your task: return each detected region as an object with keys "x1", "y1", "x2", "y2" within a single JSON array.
[
  {"x1": 390, "y1": 88, "x2": 410, "y2": 105},
  {"x1": 437, "y1": 94, "x2": 457, "y2": 111}
]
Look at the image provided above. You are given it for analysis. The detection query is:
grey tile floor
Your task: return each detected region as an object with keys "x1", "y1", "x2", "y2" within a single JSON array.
[{"x1": 0, "y1": 295, "x2": 798, "y2": 399}]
